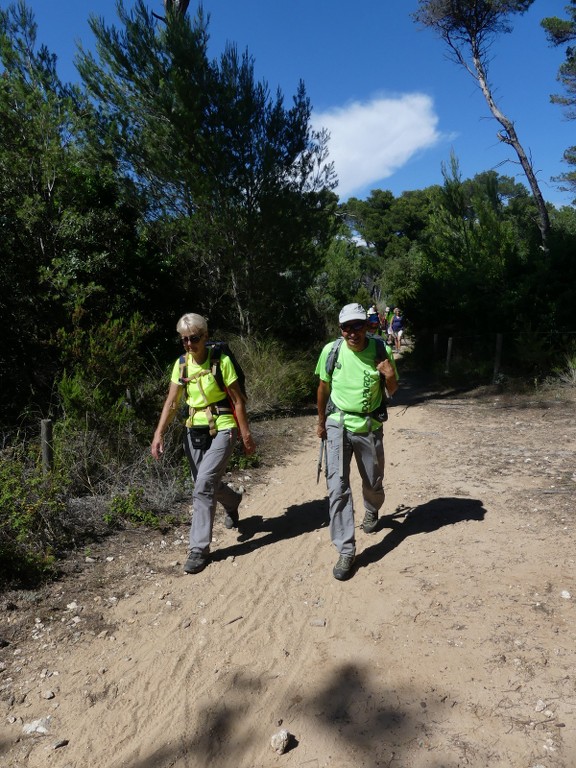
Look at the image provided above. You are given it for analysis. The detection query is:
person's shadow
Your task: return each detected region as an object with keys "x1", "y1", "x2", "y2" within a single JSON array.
[
  {"x1": 211, "y1": 498, "x2": 330, "y2": 562},
  {"x1": 212, "y1": 496, "x2": 485, "y2": 565},
  {"x1": 355, "y1": 496, "x2": 486, "y2": 571}
]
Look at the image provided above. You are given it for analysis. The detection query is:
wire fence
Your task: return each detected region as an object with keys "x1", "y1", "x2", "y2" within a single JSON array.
[{"x1": 429, "y1": 330, "x2": 576, "y2": 382}]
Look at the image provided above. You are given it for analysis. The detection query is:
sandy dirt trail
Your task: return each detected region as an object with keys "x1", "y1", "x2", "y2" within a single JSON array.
[{"x1": 2, "y1": 377, "x2": 576, "y2": 768}]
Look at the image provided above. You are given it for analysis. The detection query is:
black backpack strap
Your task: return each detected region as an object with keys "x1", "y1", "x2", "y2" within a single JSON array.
[
  {"x1": 178, "y1": 354, "x2": 188, "y2": 385},
  {"x1": 325, "y1": 337, "x2": 343, "y2": 377},
  {"x1": 208, "y1": 342, "x2": 225, "y2": 390}
]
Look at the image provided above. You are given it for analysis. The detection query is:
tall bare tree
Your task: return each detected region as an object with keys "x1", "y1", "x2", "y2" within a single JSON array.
[{"x1": 413, "y1": 0, "x2": 550, "y2": 252}]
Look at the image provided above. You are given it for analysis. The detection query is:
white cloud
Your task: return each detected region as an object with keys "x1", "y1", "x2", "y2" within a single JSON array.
[{"x1": 313, "y1": 93, "x2": 443, "y2": 199}]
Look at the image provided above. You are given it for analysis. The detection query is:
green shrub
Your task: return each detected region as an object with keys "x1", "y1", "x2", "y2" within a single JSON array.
[
  {"x1": 218, "y1": 334, "x2": 317, "y2": 415},
  {"x1": 549, "y1": 349, "x2": 576, "y2": 387},
  {"x1": 0, "y1": 446, "x2": 69, "y2": 587},
  {"x1": 107, "y1": 488, "x2": 170, "y2": 529},
  {"x1": 56, "y1": 311, "x2": 156, "y2": 428},
  {"x1": 228, "y1": 442, "x2": 261, "y2": 471}
]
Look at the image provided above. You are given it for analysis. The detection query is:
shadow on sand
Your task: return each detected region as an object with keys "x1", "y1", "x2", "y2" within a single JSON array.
[
  {"x1": 212, "y1": 497, "x2": 330, "y2": 563},
  {"x1": 213, "y1": 491, "x2": 485, "y2": 571},
  {"x1": 356, "y1": 496, "x2": 486, "y2": 572}
]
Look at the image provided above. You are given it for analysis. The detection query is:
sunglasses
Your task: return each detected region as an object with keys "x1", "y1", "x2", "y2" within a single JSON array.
[
  {"x1": 181, "y1": 334, "x2": 203, "y2": 345},
  {"x1": 340, "y1": 321, "x2": 365, "y2": 334}
]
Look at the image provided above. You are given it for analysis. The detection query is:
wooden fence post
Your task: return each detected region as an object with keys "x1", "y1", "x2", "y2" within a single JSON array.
[
  {"x1": 493, "y1": 333, "x2": 503, "y2": 383},
  {"x1": 445, "y1": 337, "x2": 453, "y2": 375},
  {"x1": 41, "y1": 419, "x2": 53, "y2": 475}
]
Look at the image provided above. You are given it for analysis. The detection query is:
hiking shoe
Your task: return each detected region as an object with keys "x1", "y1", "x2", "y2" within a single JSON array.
[
  {"x1": 224, "y1": 485, "x2": 244, "y2": 529},
  {"x1": 183, "y1": 550, "x2": 209, "y2": 574},
  {"x1": 333, "y1": 553, "x2": 355, "y2": 581},
  {"x1": 362, "y1": 509, "x2": 378, "y2": 533},
  {"x1": 223, "y1": 507, "x2": 239, "y2": 529}
]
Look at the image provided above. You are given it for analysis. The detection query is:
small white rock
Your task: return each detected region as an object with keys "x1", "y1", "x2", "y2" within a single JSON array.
[
  {"x1": 270, "y1": 728, "x2": 291, "y2": 754},
  {"x1": 22, "y1": 717, "x2": 51, "y2": 735},
  {"x1": 560, "y1": 590, "x2": 571, "y2": 600}
]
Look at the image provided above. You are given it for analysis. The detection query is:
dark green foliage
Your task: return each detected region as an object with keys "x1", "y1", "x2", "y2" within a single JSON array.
[
  {"x1": 0, "y1": 1, "x2": 337, "y2": 428},
  {"x1": 0, "y1": 3, "x2": 145, "y2": 422},
  {"x1": 542, "y1": 1, "x2": 576, "y2": 196},
  {"x1": 0, "y1": 445, "x2": 68, "y2": 587},
  {"x1": 413, "y1": 0, "x2": 535, "y2": 39},
  {"x1": 57, "y1": 312, "x2": 156, "y2": 422},
  {"x1": 107, "y1": 488, "x2": 167, "y2": 529},
  {"x1": 77, "y1": 2, "x2": 338, "y2": 340},
  {"x1": 227, "y1": 445, "x2": 261, "y2": 471}
]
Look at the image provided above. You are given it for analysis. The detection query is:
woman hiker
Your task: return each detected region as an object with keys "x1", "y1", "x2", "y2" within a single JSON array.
[{"x1": 151, "y1": 313, "x2": 256, "y2": 574}]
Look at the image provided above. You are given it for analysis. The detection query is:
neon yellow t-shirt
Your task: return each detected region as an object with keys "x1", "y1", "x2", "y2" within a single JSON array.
[
  {"x1": 315, "y1": 337, "x2": 390, "y2": 433},
  {"x1": 171, "y1": 351, "x2": 238, "y2": 430}
]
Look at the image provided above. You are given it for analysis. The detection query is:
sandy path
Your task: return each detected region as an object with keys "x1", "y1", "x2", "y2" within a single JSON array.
[{"x1": 2, "y1": 382, "x2": 576, "y2": 767}]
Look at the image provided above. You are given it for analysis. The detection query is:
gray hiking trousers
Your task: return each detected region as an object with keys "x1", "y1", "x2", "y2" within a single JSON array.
[
  {"x1": 183, "y1": 427, "x2": 241, "y2": 553},
  {"x1": 326, "y1": 421, "x2": 385, "y2": 556}
]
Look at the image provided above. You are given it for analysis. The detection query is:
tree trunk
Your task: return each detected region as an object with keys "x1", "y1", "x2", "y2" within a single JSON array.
[{"x1": 470, "y1": 44, "x2": 550, "y2": 253}]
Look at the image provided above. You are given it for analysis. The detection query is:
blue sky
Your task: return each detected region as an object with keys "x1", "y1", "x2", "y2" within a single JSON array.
[{"x1": 20, "y1": 0, "x2": 575, "y2": 207}]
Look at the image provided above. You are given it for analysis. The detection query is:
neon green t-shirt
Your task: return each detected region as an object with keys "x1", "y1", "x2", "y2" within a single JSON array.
[
  {"x1": 171, "y1": 351, "x2": 238, "y2": 430},
  {"x1": 315, "y1": 337, "x2": 392, "y2": 433}
]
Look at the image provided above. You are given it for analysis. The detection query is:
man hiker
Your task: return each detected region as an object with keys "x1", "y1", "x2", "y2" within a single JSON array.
[{"x1": 315, "y1": 303, "x2": 398, "y2": 581}]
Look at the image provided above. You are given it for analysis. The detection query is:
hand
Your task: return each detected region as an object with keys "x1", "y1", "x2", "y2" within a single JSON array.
[
  {"x1": 377, "y1": 359, "x2": 393, "y2": 376},
  {"x1": 317, "y1": 423, "x2": 327, "y2": 440},
  {"x1": 151, "y1": 436, "x2": 164, "y2": 460},
  {"x1": 242, "y1": 433, "x2": 256, "y2": 456}
]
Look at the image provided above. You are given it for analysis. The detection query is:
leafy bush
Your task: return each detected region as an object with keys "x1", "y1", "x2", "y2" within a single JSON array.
[
  {"x1": 549, "y1": 350, "x2": 576, "y2": 388},
  {"x1": 221, "y1": 334, "x2": 317, "y2": 415},
  {"x1": 56, "y1": 311, "x2": 156, "y2": 428},
  {"x1": 106, "y1": 487, "x2": 169, "y2": 529},
  {"x1": 0, "y1": 446, "x2": 69, "y2": 587}
]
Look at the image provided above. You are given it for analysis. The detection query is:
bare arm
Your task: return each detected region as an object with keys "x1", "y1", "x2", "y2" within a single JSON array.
[
  {"x1": 151, "y1": 381, "x2": 182, "y2": 460},
  {"x1": 317, "y1": 379, "x2": 331, "y2": 440},
  {"x1": 227, "y1": 381, "x2": 256, "y2": 455}
]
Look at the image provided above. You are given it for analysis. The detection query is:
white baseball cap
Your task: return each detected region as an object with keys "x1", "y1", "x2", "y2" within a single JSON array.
[{"x1": 339, "y1": 303, "x2": 367, "y2": 324}]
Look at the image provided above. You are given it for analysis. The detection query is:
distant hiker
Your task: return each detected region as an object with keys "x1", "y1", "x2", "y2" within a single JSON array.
[
  {"x1": 384, "y1": 306, "x2": 394, "y2": 344},
  {"x1": 151, "y1": 313, "x2": 255, "y2": 575},
  {"x1": 315, "y1": 303, "x2": 398, "y2": 581},
  {"x1": 367, "y1": 305, "x2": 382, "y2": 336},
  {"x1": 391, "y1": 307, "x2": 405, "y2": 352}
]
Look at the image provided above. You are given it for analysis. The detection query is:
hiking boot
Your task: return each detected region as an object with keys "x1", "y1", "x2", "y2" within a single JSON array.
[
  {"x1": 223, "y1": 507, "x2": 239, "y2": 529},
  {"x1": 333, "y1": 553, "x2": 355, "y2": 581},
  {"x1": 224, "y1": 485, "x2": 244, "y2": 529},
  {"x1": 183, "y1": 550, "x2": 209, "y2": 574},
  {"x1": 362, "y1": 509, "x2": 378, "y2": 533}
]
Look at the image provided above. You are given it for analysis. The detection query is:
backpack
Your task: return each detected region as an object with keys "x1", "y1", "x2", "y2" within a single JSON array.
[{"x1": 206, "y1": 341, "x2": 247, "y2": 400}]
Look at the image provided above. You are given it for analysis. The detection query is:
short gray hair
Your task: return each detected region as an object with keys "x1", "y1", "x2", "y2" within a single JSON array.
[{"x1": 176, "y1": 313, "x2": 208, "y2": 335}]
